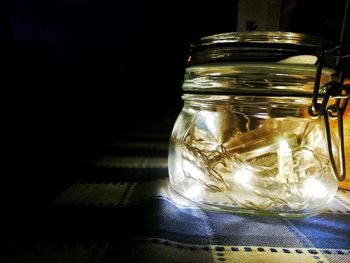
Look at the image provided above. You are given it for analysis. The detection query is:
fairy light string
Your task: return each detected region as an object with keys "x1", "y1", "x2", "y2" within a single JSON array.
[{"x1": 180, "y1": 114, "x2": 332, "y2": 212}]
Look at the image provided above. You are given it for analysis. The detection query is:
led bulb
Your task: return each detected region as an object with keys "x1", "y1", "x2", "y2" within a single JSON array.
[
  {"x1": 277, "y1": 139, "x2": 297, "y2": 183},
  {"x1": 184, "y1": 185, "x2": 202, "y2": 199},
  {"x1": 279, "y1": 140, "x2": 289, "y2": 152},
  {"x1": 301, "y1": 178, "x2": 326, "y2": 198},
  {"x1": 234, "y1": 169, "x2": 252, "y2": 186}
]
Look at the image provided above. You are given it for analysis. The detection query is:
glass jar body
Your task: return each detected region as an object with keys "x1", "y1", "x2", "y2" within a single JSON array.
[{"x1": 168, "y1": 94, "x2": 338, "y2": 217}]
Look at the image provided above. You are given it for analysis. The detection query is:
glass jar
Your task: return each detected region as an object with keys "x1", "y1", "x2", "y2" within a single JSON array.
[{"x1": 168, "y1": 32, "x2": 349, "y2": 218}]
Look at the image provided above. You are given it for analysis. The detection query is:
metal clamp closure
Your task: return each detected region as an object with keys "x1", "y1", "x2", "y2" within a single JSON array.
[{"x1": 308, "y1": 46, "x2": 350, "y2": 181}]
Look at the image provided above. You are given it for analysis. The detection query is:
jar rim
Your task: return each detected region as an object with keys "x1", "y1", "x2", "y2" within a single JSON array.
[
  {"x1": 184, "y1": 32, "x2": 336, "y2": 96},
  {"x1": 187, "y1": 31, "x2": 336, "y2": 68},
  {"x1": 192, "y1": 31, "x2": 333, "y2": 49}
]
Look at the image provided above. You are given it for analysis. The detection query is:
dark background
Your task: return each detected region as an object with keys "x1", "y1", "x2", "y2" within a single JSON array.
[{"x1": 5, "y1": 0, "x2": 350, "y2": 240}]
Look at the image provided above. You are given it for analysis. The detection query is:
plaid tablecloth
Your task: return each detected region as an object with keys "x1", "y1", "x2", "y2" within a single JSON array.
[{"x1": 6, "y1": 120, "x2": 350, "y2": 263}]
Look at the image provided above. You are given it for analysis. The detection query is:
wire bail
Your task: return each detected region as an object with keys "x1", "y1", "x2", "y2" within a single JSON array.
[{"x1": 308, "y1": 46, "x2": 350, "y2": 182}]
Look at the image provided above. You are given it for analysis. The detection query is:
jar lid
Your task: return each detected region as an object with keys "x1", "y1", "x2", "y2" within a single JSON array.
[
  {"x1": 192, "y1": 31, "x2": 333, "y2": 49},
  {"x1": 188, "y1": 32, "x2": 335, "y2": 66},
  {"x1": 184, "y1": 32, "x2": 336, "y2": 96}
]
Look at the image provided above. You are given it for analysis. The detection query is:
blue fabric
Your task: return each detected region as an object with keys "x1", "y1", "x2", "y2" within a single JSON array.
[
  {"x1": 127, "y1": 198, "x2": 210, "y2": 245},
  {"x1": 8, "y1": 120, "x2": 350, "y2": 262},
  {"x1": 205, "y1": 212, "x2": 306, "y2": 247},
  {"x1": 291, "y1": 214, "x2": 350, "y2": 249}
]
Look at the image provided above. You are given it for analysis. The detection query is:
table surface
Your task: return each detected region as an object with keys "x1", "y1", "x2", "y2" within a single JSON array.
[{"x1": 6, "y1": 119, "x2": 350, "y2": 263}]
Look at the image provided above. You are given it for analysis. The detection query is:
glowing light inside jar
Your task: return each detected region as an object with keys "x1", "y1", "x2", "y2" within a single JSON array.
[
  {"x1": 175, "y1": 110, "x2": 337, "y2": 212},
  {"x1": 277, "y1": 139, "x2": 297, "y2": 183},
  {"x1": 301, "y1": 178, "x2": 327, "y2": 198},
  {"x1": 184, "y1": 185, "x2": 202, "y2": 199},
  {"x1": 233, "y1": 169, "x2": 252, "y2": 186}
]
